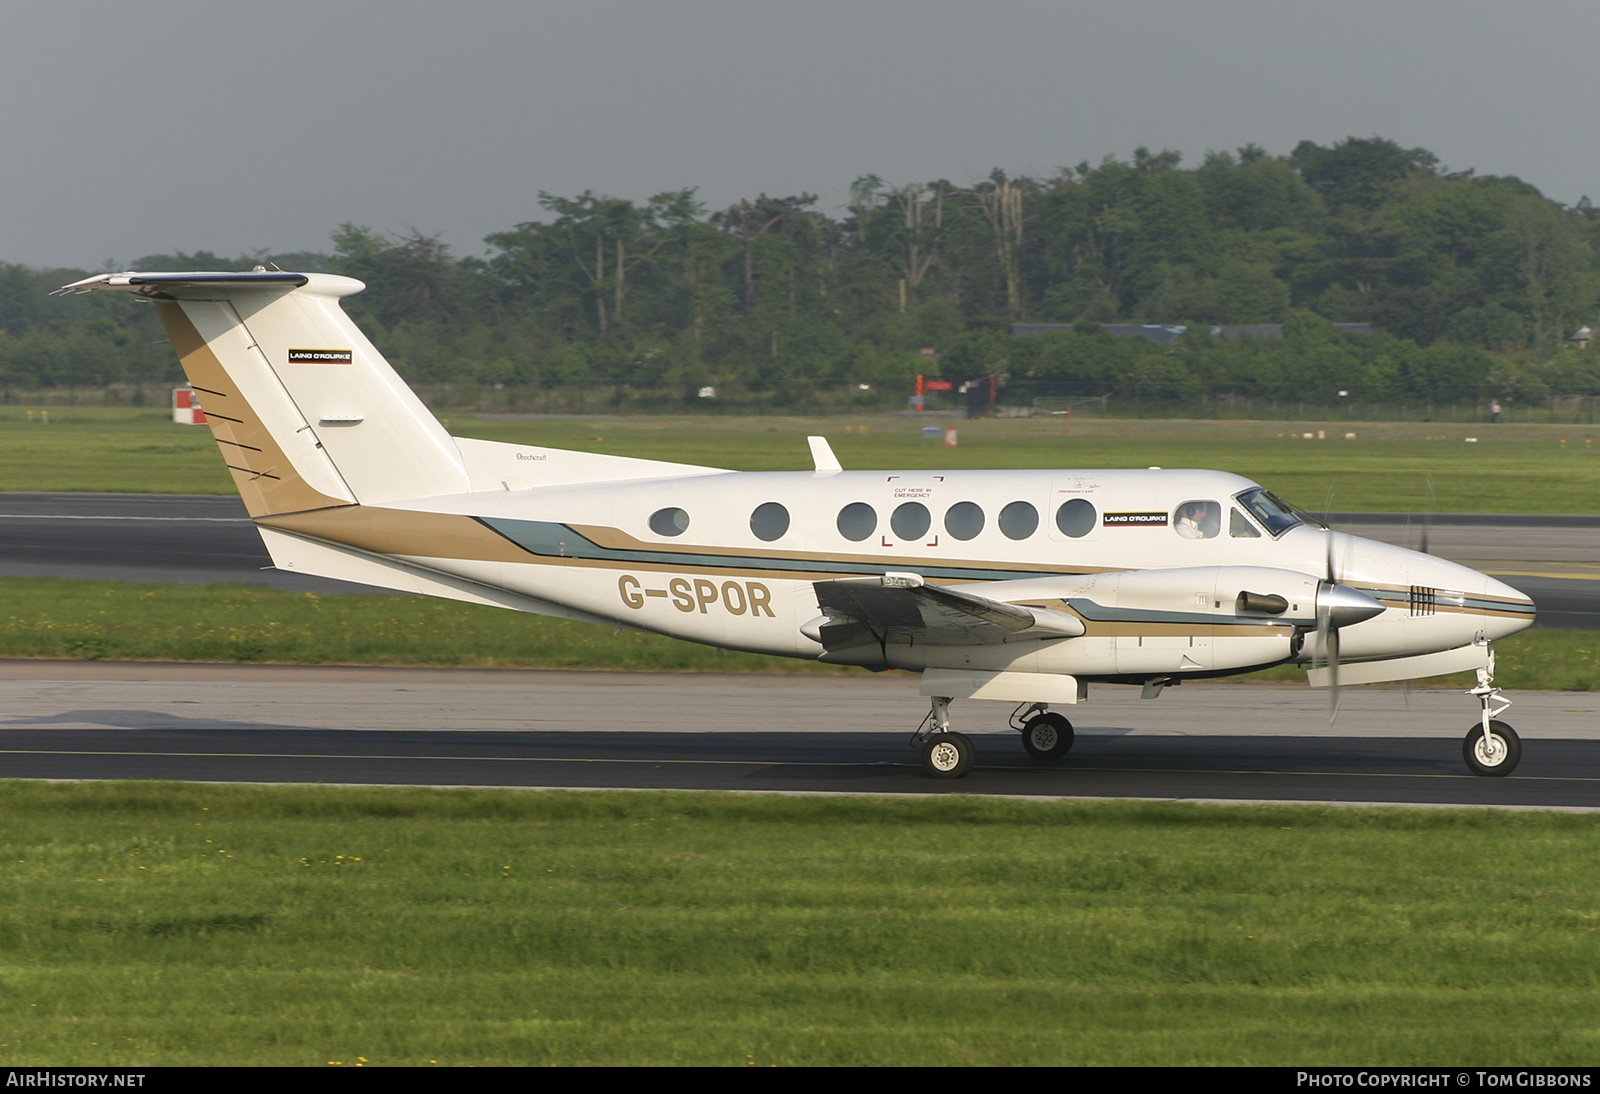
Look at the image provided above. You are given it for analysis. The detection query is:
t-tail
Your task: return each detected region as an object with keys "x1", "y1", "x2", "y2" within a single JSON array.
[{"x1": 59, "y1": 271, "x2": 470, "y2": 517}]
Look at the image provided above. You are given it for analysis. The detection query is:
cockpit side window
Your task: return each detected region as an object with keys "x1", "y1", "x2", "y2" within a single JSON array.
[
  {"x1": 1235, "y1": 487, "x2": 1303, "y2": 537},
  {"x1": 1173, "y1": 500, "x2": 1220, "y2": 539},
  {"x1": 1229, "y1": 507, "x2": 1262, "y2": 538}
]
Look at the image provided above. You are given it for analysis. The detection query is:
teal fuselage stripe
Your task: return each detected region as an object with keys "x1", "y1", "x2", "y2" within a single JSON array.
[
  {"x1": 476, "y1": 517, "x2": 1064, "y2": 582},
  {"x1": 1357, "y1": 586, "x2": 1536, "y2": 617},
  {"x1": 1063, "y1": 599, "x2": 1287, "y2": 628}
]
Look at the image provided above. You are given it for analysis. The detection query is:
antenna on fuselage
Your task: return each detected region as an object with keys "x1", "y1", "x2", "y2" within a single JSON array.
[{"x1": 808, "y1": 436, "x2": 842, "y2": 474}]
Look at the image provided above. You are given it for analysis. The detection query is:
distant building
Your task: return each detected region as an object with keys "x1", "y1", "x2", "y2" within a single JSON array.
[{"x1": 1010, "y1": 322, "x2": 1373, "y2": 343}]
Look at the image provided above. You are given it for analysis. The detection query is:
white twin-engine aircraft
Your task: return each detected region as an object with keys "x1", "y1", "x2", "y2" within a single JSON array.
[{"x1": 62, "y1": 271, "x2": 1537, "y2": 778}]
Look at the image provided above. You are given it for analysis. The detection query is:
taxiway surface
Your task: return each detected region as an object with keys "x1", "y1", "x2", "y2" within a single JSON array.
[{"x1": 2, "y1": 661, "x2": 1596, "y2": 807}]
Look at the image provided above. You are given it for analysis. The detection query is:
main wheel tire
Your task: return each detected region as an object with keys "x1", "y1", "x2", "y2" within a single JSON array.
[
  {"x1": 1021, "y1": 712, "x2": 1075, "y2": 760},
  {"x1": 921, "y1": 731, "x2": 975, "y2": 779},
  {"x1": 1463, "y1": 720, "x2": 1521, "y2": 777}
]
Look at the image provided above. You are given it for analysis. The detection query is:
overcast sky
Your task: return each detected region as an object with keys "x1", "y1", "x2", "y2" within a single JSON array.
[{"x1": 4, "y1": 0, "x2": 1596, "y2": 270}]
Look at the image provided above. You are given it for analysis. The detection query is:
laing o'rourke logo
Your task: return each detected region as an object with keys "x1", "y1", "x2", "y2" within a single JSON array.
[
  {"x1": 288, "y1": 348, "x2": 353, "y2": 364},
  {"x1": 1104, "y1": 511, "x2": 1168, "y2": 527}
]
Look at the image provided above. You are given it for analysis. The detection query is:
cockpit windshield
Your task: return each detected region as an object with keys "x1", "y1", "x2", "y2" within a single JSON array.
[{"x1": 1234, "y1": 487, "x2": 1304, "y2": 537}]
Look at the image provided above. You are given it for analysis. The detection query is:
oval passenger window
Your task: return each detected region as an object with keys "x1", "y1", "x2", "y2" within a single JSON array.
[
  {"x1": 1055, "y1": 498, "x2": 1096, "y2": 538},
  {"x1": 998, "y1": 501, "x2": 1039, "y2": 540},
  {"x1": 648, "y1": 507, "x2": 690, "y2": 537},
  {"x1": 750, "y1": 502, "x2": 790, "y2": 542},
  {"x1": 891, "y1": 502, "x2": 931, "y2": 541},
  {"x1": 944, "y1": 501, "x2": 985, "y2": 541},
  {"x1": 836, "y1": 502, "x2": 877, "y2": 542}
]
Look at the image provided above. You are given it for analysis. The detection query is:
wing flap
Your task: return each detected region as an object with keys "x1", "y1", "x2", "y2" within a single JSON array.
[{"x1": 809, "y1": 574, "x2": 1084, "y2": 649}]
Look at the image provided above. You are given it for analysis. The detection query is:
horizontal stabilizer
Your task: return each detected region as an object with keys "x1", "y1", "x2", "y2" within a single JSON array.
[{"x1": 57, "y1": 271, "x2": 310, "y2": 294}]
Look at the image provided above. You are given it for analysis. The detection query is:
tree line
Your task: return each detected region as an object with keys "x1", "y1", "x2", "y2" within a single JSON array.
[{"x1": 3, "y1": 136, "x2": 1599, "y2": 412}]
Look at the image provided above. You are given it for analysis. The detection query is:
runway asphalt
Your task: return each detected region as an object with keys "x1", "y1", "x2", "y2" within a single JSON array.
[
  {"x1": 0, "y1": 493, "x2": 1594, "y2": 625},
  {"x1": 0, "y1": 661, "x2": 1595, "y2": 807}
]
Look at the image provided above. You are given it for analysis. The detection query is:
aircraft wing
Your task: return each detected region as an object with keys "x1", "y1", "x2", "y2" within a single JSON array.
[{"x1": 807, "y1": 573, "x2": 1084, "y2": 650}]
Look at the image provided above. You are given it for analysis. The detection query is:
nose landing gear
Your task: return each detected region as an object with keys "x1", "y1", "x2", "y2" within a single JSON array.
[
  {"x1": 1463, "y1": 651, "x2": 1519, "y2": 777},
  {"x1": 1464, "y1": 719, "x2": 1520, "y2": 776}
]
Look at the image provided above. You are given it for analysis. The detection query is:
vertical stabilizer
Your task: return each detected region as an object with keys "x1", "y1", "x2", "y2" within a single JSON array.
[
  {"x1": 154, "y1": 292, "x2": 355, "y2": 516},
  {"x1": 60, "y1": 272, "x2": 470, "y2": 516}
]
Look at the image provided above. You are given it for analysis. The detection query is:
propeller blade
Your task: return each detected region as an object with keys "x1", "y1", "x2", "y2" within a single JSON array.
[
  {"x1": 1327, "y1": 628, "x2": 1341, "y2": 722},
  {"x1": 1421, "y1": 476, "x2": 1435, "y2": 556},
  {"x1": 1321, "y1": 485, "x2": 1339, "y2": 585},
  {"x1": 1309, "y1": 485, "x2": 1367, "y2": 724},
  {"x1": 1314, "y1": 582, "x2": 1336, "y2": 718},
  {"x1": 1313, "y1": 582, "x2": 1381, "y2": 723}
]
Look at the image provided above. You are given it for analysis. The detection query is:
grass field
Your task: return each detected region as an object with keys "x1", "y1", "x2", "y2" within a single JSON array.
[
  {"x1": 3, "y1": 407, "x2": 1599, "y2": 513},
  {"x1": 1, "y1": 575, "x2": 1594, "y2": 689},
  {"x1": 0, "y1": 577, "x2": 832, "y2": 674},
  {"x1": 2, "y1": 783, "x2": 1598, "y2": 1067}
]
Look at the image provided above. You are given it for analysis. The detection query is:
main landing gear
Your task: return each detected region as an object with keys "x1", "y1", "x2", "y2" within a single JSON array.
[
  {"x1": 1012, "y1": 702, "x2": 1075, "y2": 760},
  {"x1": 1463, "y1": 652, "x2": 1520, "y2": 777},
  {"x1": 915, "y1": 696, "x2": 975, "y2": 778},
  {"x1": 913, "y1": 698, "x2": 1076, "y2": 778}
]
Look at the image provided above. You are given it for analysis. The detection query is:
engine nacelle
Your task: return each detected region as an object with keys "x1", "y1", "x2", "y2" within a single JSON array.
[{"x1": 1071, "y1": 565, "x2": 1321, "y2": 622}]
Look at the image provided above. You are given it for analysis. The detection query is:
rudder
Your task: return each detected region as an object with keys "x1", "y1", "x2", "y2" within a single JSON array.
[{"x1": 61, "y1": 271, "x2": 469, "y2": 516}]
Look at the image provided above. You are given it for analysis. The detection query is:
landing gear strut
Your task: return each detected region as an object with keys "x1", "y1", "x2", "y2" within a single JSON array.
[
  {"x1": 915, "y1": 696, "x2": 975, "y2": 779},
  {"x1": 1463, "y1": 647, "x2": 1520, "y2": 777},
  {"x1": 1012, "y1": 702, "x2": 1074, "y2": 760}
]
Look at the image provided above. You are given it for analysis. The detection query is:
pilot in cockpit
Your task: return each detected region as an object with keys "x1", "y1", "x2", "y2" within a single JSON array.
[{"x1": 1174, "y1": 500, "x2": 1221, "y2": 539}]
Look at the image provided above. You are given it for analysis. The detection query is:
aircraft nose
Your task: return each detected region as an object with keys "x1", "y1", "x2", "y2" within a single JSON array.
[
  {"x1": 1481, "y1": 571, "x2": 1537, "y2": 635},
  {"x1": 1419, "y1": 557, "x2": 1536, "y2": 640},
  {"x1": 1485, "y1": 572, "x2": 1532, "y2": 604},
  {"x1": 1341, "y1": 535, "x2": 1537, "y2": 641}
]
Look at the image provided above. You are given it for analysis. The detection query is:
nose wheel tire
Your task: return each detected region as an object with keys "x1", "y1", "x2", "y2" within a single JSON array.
[
  {"x1": 921, "y1": 732, "x2": 975, "y2": 779},
  {"x1": 1463, "y1": 720, "x2": 1520, "y2": 777},
  {"x1": 1021, "y1": 712, "x2": 1075, "y2": 760}
]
